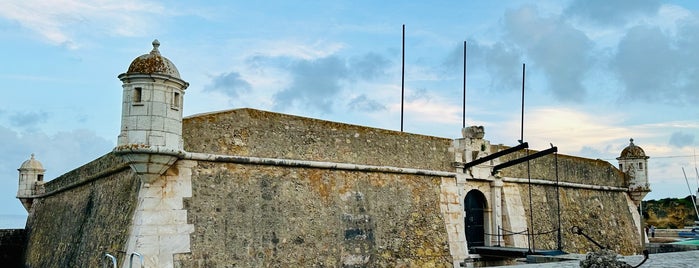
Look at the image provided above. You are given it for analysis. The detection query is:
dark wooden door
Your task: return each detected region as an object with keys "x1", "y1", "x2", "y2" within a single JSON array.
[{"x1": 465, "y1": 190, "x2": 486, "y2": 247}]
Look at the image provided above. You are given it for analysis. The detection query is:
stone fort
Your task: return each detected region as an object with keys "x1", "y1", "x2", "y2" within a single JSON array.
[{"x1": 11, "y1": 40, "x2": 651, "y2": 267}]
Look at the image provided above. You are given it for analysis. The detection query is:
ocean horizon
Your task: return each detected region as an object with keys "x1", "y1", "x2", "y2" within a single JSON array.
[{"x1": 0, "y1": 215, "x2": 27, "y2": 229}]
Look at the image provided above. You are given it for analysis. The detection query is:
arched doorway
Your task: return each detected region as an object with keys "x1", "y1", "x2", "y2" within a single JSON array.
[{"x1": 465, "y1": 190, "x2": 487, "y2": 247}]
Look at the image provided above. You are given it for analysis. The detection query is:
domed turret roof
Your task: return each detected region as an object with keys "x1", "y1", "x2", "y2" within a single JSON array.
[
  {"x1": 618, "y1": 138, "x2": 648, "y2": 159},
  {"x1": 126, "y1": 39, "x2": 181, "y2": 79},
  {"x1": 19, "y1": 154, "x2": 45, "y2": 171}
]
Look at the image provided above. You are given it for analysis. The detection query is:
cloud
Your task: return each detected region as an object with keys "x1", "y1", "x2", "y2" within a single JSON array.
[
  {"x1": 348, "y1": 95, "x2": 386, "y2": 112},
  {"x1": 348, "y1": 52, "x2": 391, "y2": 80},
  {"x1": 565, "y1": 0, "x2": 661, "y2": 26},
  {"x1": 461, "y1": 40, "x2": 523, "y2": 92},
  {"x1": 668, "y1": 132, "x2": 695, "y2": 148},
  {"x1": 612, "y1": 23, "x2": 699, "y2": 104},
  {"x1": 9, "y1": 111, "x2": 48, "y2": 128},
  {"x1": 0, "y1": 0, "x2": 165, "y2": 48},
  {"x1": 204, "y1": 71, "x2": 252, "y2": 98},
  {"x1": 499, "y1": 107, "x2": 631, "y2": 154},
  {"x1": 273, "y1": 55, "x2": 349, "y2": 113},
  {"x1": 503, "y1": 6, "x2": 594, "y2": 102}
]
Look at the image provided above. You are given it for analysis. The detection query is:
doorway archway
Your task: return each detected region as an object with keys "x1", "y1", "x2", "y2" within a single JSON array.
[{"x1": 465, "y1": 190, "x2": 487, "y2": 247}]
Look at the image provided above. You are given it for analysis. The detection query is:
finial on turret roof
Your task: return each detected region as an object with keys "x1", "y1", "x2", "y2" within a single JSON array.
[
  {"x1": 151, "y1": 39, "x2": 161, "y2": 55},
  {"x1": 630, "y1": 138, "x2": 634, "y2": 145},
  {"x1": 30, "y1": 153, "x2": 35, "y2": 159}
]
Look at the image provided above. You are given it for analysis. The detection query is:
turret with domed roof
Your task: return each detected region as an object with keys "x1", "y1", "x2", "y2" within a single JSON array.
[
  {"x1": 617, "y1": 138, "x2": 650, "y2": 205},
  {"x1": 116, "y1": 39, "x2": 189, "y2": 150},
  {"x1": 17, "y1": 153, "x2": 45, "y2": 211},
  {"x1": 115, "y1": 39, "x2": 189, "y2": 183}
]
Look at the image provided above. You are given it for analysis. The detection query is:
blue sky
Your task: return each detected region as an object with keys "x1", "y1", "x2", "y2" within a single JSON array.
[{"x1": 1, "y1": 0, "x2": 698, "y2": 225}]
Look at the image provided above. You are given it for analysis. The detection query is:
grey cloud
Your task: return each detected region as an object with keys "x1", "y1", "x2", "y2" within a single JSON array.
[
  {"x1": 476, "y1": 41, "x2": 522, "y2": 92},
  {"x1": 348, "y1": 95, "x2": 387, "y2": 112},
  {"x1": 668, "y1": 132, "x2": 694, "y2": 148},
  {"x1": 349, "y1": 52, "x2": 391, "y2": 80},
  {"x1": 565, "y1": 0, "x2": 661, "y2": 26},
  {"x1": 579, "y1": 145, "x2": 603, "y2": 158},
  {"x1": 273, "y1": 56, "x2": 349, "y2": 113},
  {"x1": 504, "y1": 6, "x2": 594, "y2": 102},
  {"x1": 205, "y1": 71, "x2": 252, "y2": 98},
  {"x1": 612, "y1": 24, "x2": 699, "y2": 104},
  {"x1": 9, "y1": 111, "x2": 48, "y2": 128},
  {"x1": 442, "y1": 40, "x2": 522, "y2": 92}
]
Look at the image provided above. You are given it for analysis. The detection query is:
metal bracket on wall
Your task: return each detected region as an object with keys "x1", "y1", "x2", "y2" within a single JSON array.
[{"x1": 463, "y1": 142, "x2": 529, "y2": 170}]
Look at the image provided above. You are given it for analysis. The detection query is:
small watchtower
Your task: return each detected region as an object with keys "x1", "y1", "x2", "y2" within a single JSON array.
[
  {"x1": 17, "y1": 154, "x2": 45, "y2": 212},
  {"x1": 617, "y1": 138, "x2": 650, "y2": 205},
  {"x1": 115, "y1": 40, "x2": 189, "y2": 182},
  {"x1": 117, "y1": 39, "x2": 189, "y2": 150}
]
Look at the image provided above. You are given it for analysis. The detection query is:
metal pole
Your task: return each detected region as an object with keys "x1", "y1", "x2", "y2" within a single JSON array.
[
  {"x1": 683, "y1": 167, "x2": 699, "y2": 221},
  {"x1": 520, "y1": 63, "x2": 525, "y2": 143},
  {"x1": 401, "y1": 24, "x2": 405, "y2": 132},
  {"x1": 555, "y1": 150, "x2": 562, "y2": 251},
  {"x1": 527, "y1": 150, "x2": 535, "y2": 252},
  {"x1": 463, "y1": 41, "x2": 467, "y2": 129}
]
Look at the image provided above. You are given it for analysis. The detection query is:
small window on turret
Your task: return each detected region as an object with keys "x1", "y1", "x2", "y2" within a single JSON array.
[
  {"x1": 639, "y1": 163, "x2": 643, "y2": 170},
  {"x1": 38, "y1": 174, "x2": 43, "y2": 182},
  {"x1": 134, "y1": 87, "x2": 142, "y2": 103},
  {"x1": 172, "y1": 91, "x2": 181, "y2": 109},
  {"x1": 619, "y1": 164, "x2": 623, "y2": 170}
]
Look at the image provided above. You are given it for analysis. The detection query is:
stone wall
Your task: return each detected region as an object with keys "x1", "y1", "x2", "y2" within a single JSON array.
[
  {"x1": 24, "y1": 153, "x2": 140, "y2": 267},
  {"x1": 183, "y1": 109, "x2": 453, "y2": 171},
  {"x1": 497, "y1": 146, "x2": 625, "y2": 187},
  {"x1": 0, "y1": 229, "x2": 25, "y2": 267},
  {"x1": 513, "y1": 184, "x2": 641, "y2": 255},
  {"x1": 493, "y1": 145, "x2": 641, "y2": 255},
  {"x1": 175, "y1": 161, "x2": 453, "y2": 267}
]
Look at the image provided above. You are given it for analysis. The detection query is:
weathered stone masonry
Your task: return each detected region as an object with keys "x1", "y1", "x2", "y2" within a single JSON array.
[
  {"x1": 12, "y1": 41, "x2": 649, "y2": 267},
  {"x1": 23, "y1": 153, "x2": 140, "y2": 268}
]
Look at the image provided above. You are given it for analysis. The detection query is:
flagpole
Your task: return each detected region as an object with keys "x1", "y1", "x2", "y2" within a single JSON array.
[
  {"x1": 463, "y1": 41, "x2": 467, "y2": 129},
  {"x1": 401, "y1": 24, "x2": 405, "y2": 132}
]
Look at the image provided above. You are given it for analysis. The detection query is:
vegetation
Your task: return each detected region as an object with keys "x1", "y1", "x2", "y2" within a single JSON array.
[{"x1": 642, "y1": 196, "x2": 698, "y2": 228}]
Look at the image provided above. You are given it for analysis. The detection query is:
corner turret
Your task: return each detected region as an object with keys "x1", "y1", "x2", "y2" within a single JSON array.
[
  {"x1": 617, "y1": 138, "x2": 650, "y2": 205},
  {"x1": 17, "y1": 154, "x2": 45, "y2": 211},
  {"x1": 114, "y1": 40, "x2": 188, "y2": 183}
]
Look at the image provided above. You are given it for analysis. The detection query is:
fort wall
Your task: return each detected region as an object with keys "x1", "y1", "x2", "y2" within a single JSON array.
[
  {"x1": 174, "y1": 161, "x2": 453, "y2": 267},
  {"x1": 17, "y1": 111, "x2": 646, "y2": 266},
  {"x1": 183, "y1": 109, "x2": 453, "y2": 171},
  {"x1": 511, "y1": 184, "x2": 641, "y2": 254},
  {"x1": 23, "y1": 153, "x2": 140, "y2": 267},
  {"x1": 497, "y1": 147, "x2": 626, "y2": 187}
]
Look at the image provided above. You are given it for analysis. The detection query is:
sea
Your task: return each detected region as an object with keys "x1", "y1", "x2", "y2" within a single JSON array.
[{"x1": 0, "y1": 215, "x2": 27, "y2": 229}]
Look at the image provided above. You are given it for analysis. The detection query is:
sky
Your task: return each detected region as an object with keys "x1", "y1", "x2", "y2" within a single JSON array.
[{"x1": 1, "y1": 0, "x2": 699, "y2": 226}]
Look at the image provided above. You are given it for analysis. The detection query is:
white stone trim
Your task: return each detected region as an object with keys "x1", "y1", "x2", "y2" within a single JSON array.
[
  {"x1": 501, "y1": 177, "x2": 628, "y2": 191},
  {"x1": 183, "y1": 151, "x2": 456, "y2": 177},
  {"x1": 122, "y1": 160, "x2": 196, "y2": 268}
]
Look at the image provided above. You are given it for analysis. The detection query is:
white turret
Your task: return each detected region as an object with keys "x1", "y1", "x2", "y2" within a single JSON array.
[
  {"x1": 117, "y1": 39, "x2": 189, "y2": 151},
  {"x1": 617, "y1": 138, "x2": 650, "y2": 189},
  {"x1": 617, "y1": 138, "x2": 650, "y2": 205},
  {"x1": 115, "y1": 40, "x2": 188, "y2": 183},
  {"x1": 17, "y1": 154, "x2": 45, "y2": 211}
]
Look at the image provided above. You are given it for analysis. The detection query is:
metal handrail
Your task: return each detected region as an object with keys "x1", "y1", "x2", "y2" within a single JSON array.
[
  {"x1": 103, "y1": 253, "x2": 117, "y2": 268},
  {"x1": 130, "y1": 252, "x2": 144, "y2": 268}
]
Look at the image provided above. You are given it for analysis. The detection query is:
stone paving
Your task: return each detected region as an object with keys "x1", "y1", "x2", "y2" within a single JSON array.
[{"x1": 489, "y1": 250, "x2": 699, "y2": 268}]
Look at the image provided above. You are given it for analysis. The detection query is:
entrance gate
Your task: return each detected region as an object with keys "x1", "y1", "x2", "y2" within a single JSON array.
[{"x1": 464, "y1": 190, "x2": 487, "y2": 247}]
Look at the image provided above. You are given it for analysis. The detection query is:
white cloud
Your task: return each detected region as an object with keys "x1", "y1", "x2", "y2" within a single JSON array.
[
  {"x1": 497, "y1": 107, "x2": 631, "y2": 153},
  {"x1": 253, "y1": 39, "x2": 346, "y2": 60},
  {"x1": 0, "y1": 0, "x2": 165, "y2": 49}
]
